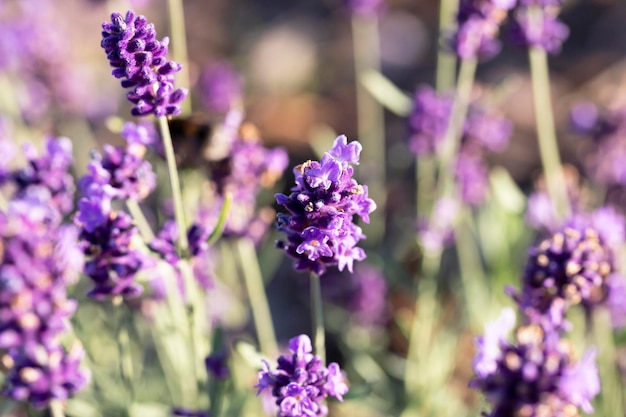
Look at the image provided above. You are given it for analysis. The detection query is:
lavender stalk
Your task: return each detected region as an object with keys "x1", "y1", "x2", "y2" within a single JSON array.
[
  {"x1": 310, "y1": 272, "x2": 326, "y2": 363},
  {"x1": 166, "y1": 0, "x2": 191, "y2": 116}
]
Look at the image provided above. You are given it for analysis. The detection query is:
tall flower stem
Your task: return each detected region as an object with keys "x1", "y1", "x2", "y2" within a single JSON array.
[
  {"x1": 125, "y1": 200, "x2": 155, "y2": 242},
  {"x1": 310, "y1": 272, "x2": 326, "y2": 364},
  {"x1": 352, "y1": 15, "x2": 386, "y2": 244},
  {"x1": 404, "y1": 251, "x2": 444, "y2": 398},
  {"x1": 157, "y1": 116, "x2": 189, "y2": 255},
  {"x1": 234, "y1": 237, "x2": 278, "y2": 356},
  {"x1": 592, "y1": 309, "x2": 625, "y2": 417},
  {"x1": 528, "y1": 7, "x2": 570, "y2": 220},
  {"x1": 166, "y1": 0, "x2": 191, "y2": 116},
  {"x1": 454, "y1": 208, "x2": 487, "y2": 330},
  {"x1": 434, "y1": 57, "x2": 477, "y2": 205},
  {"x1": 436, "y1": 0, "x2": 459, "y2": 93},
  {"x1": 49, "y1": 400, "x2": 66, "y2": 417}
]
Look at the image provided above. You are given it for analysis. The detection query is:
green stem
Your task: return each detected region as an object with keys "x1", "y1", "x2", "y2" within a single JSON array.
[
  {"x1": 454, "y1": 208, "x2": 487, "y2": 331},
  {"x1": 435, "y1": 57, "x2": 477, "y2": 205},
  {"x1": 592, "y1": 308, "x2": 625, "y2": 417},
  {"x1": 126, "y1": 199, "x2": 155, "y2": 242},
  {"x1": 234, "y1": 238, "x2": 279, "y2": 356},
  {"x1": 158, "y1": 116, "x2": 189, "y2": 255},
  {"x1": 166, "y1": 0, "x2": 191, "y2": 116},
  {"x1": 115, "y1": 302, "x2": 135, "y2": 403},
  {"x1": 178, "y1": 259, "x2": 208, "y2": 389},
  {"x1": 436, "y1": 0, "x2": 459, "y2": 93},
  {"x1": 528, "y1": 6, "x2": 570, "y2": 220},
  {"x1": 49, "y1": 400, "x2": 66, "y2": 417},
  {"x1": 207, "y1": 192, "x2": 233, "y2": 246},
  {"x1": 310, "y1": 272, "x2": 326, "y2": 364},
  {"x1": 352, "y1": 15, "x2": 386, "y2": 244},
  {"x1": 404, "y1": 252, "x2": 442, "y2": 396}
]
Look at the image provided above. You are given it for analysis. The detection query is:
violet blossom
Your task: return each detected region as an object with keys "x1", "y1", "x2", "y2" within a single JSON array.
[
  {"x1": 101, "y1": 10, "x2": 188, "y2": 117},
  {"x1": 471, "y1": 309, "x2": 600, "y2": 417},
  {"x1": 255, "y1": 334, "x2": 349, "y2": 417},
  {"x1": 275, "y1": 135, "x2": 376, "y2": 275}
]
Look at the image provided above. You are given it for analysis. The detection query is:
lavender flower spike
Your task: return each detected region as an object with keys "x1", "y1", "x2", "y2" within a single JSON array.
[
  {"x1": 101, "y1": 10, "x2": 188, "y2": 117},
  {"x1": 255, "y1": 334, "x2": 349, "y2": 417},
  {"x1": 470, "y1": 309, "x2": 600, "y2": 417},
  {"x1": 275, "y1": 135, "x2": 376, "y2": 275}
]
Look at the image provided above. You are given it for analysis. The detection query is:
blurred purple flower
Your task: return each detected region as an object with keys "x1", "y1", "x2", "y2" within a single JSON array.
[
  {"x1": 449, "y1": 0, "x2": 516, "y2": 60},
  {"x1": 321, "y1": 263, "x2": 388, "y2": 326},
  {"x1": 101, "y1": 10, "x2": 188, "y2": 117},
  {"x1": 417, "y1": 197, "x2": 459, "y2": 253},
  {"x1": 205, "y1": 349, "x2": 230, "y2": 380},
  {"x1": 10, "y1": 137, "x2": 75, "y2": 216},
  {"x1": 0, "y1": 198, "x2": 79, "y2": 351},
  {"x1": 275, "y1": 135, "x2": 376, "y2": 275},
  {"x1": 344, "y1": 0, "x2": 386, "y2": 17},
  {"x1": 255, "y1": 334, "x2": 348, "y2": 417},
  {"x1": 509, "y1": 7, "x2": 569, "y2": 54},
  {"x1": 408, "y1": 85, "x2": 512, "y2": 207},
  {"x1": 3, "y1": 344, "x2": 89, "y2": 409},
  {"x1": 511, "y1": 218, "x2": 619, "y2": 331},
  {"x1": 77, "y1": 211, "x2": 148, "y2": 299},
  {"x1": 471, "y1": 315, "x2": 600, "y2": 417},
  {"x1": 199, "y1": 62, "x2": 243, "y2": 114}
]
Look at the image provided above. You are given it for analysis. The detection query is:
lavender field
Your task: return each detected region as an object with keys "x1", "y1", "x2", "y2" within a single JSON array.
[{"x1": 0, "y1": 0, "x2": 625, "y2": 416}]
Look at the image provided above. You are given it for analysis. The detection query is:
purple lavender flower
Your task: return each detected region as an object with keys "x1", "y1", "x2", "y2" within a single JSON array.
[
  {"x1": 198, "y1": 124, "x2": 289, "y2": 243},
  {"x1": 205, "y1": 349, "x2": 230, "y2": 380},
  {"x1": 79, "y1": 142, "x2": 156, "y2": 202},
  {"x1": 171, "y1": 409, "x2": 209, "y2": 417},
  {"x1": 199, "y1": 62, "x2": 243, "y2": 114},
  {"x1": 509, "y1": 7, "x2": 569, "y2": 54},
  {"x1": 10, "y1": 137, "x2": 75, "y2": 216},
  {"x1": 510, "y1": 214, "x2": 621, "y2": 331},
  {"x1": 471, "y1": 310, "x2": 600, "y2": 417},
  {"x1": 449, "y1": 0, "x2": 516, "y2": 60},
  {"x1": 417, "y1": 197, "x2": 459, "y2": 253},
  {"x1": 255, "y1": 334, "x2": 349, "y2": 417},
  {"x1": 0, "y1": 198, "x2": 80, "y2": 351},
  {"x1": 149, "y1": 220, "x2": 214, "y2": 291},
  {"x1": 101, "y1": 10, "x2": 188, "y2": 117},
  {"x1": 408, "y1": 86, "x2": 512, "y2": 207},
  {"x1": 3, "y1": 344, "x2": 89, "y2": 409},
  {"x1": 344, "y1": 0, "x2": 386, "y2": 17},
  {"x1": 275, "y1": 135, "x2": 376, "y2": 275},
  {"x1": 408, "y1": 87, "x2": 452, "y2": 156},
  {"x1": 321, "y1": 263, "x2": 388, "y2": 326},
  {"x1": 77, "y1": 210, "x2": 147, "y2": 299}
]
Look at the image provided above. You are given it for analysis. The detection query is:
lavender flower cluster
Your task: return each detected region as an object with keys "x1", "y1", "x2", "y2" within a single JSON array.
[
  {"x1": 471, "y1": 308, "x2": 600, "y2": 417},
  {"x1": 450, "y1": 0, "x2": 569, "y2": 60},
  {"x1": 409, "y1": 85, "x2": 512, "y2": 207},
  {"x1": 0, "y1": 138, "x2": 88, "y2": 408},
  {"x1": 471, "y1": 206, "x2": 626, "y2": 414},
  {"x1": 75, "y1": 122, "x2": 157, "y2": 299},
  {"x1": 275, "y1": 135, "x2": 376, "y2": 275},
  {"x1": 101, "y1": 10, "x2": 188, "y2": 117},
  {"x1": 256, "y1": 335, "x2": 348, "y2": 417}
]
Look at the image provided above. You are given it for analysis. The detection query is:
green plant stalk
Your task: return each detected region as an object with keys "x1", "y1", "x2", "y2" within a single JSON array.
[
  {"x1": 404, "y1": 251, "x2": 442, "y2": 396},
  {"x1": 49, "y1": 400, "x2": 66, "y2": 417},
  {"x1": 310, "y1": 272, "x2": 326, "y2": 364},
  {"x1": 234, "y1": 237, "x2": 279, "y2": 356},
  {"x1": 436, "y1": 0, "x2": 459, "y2": 93},
  {"x1": 454, "y1": 208, "x2": 488, "y2": 331},
  {"x1": 158, "y1": 116, "x2": 189, "y2": 255},
  {"x1": 528, "y1": 6, "x2": 570, "y2": 220},
  {"x1": 434, "y1": 57, "x2": 477, "y2": 206},
  {"x1": 416, "y1": 156, "x2": 436, "y2": 228},
  {"x1": 592, "y1": 309, "x2": 625, "y2": 417},
  {"x1": 352, "y1": 15, "x2": 386, "y2": 244},
  {"x1": 126, "y1": 199, "x2": 155, "y2": 242},
  {"x1": 115, "y1": 304, "x2": 135, "y2": 404},
  {"x1": 207, "y1": 192, "x2": 233, "y2": 246},
  {"x1": 166, "y1": 0, "x2": 191, "y2": 116},
  {"x1": 179, "y1": 259, "x2": 209, "y2": 388}
]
